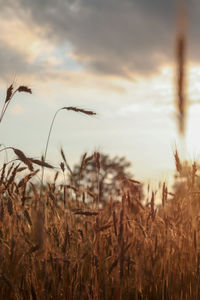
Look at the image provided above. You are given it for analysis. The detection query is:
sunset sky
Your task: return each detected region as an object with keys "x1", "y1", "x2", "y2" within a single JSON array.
[{"x1": 0, "y1": 0, "x2": 200, "y2": 184}]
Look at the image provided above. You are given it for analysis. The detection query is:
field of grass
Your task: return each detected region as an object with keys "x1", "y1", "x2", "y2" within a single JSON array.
[{"x1": 0, "y1": 109, "x2": 200, "y2": 299}]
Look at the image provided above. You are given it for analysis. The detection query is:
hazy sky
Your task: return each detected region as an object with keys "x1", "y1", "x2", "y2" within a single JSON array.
[{"x1": 0, "y1": 0, "x2": 200, "y2": 184}]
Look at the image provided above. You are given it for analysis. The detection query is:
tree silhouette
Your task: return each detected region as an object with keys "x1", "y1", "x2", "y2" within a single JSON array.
[{"x1": 72, "y1": 153, "x2": 134, "y2": 203}]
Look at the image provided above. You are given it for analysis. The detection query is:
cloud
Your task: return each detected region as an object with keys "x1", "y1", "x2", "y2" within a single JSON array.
[
  {"x1": 0, "y1": 0, "x2": 199, "y2": 79},
  {"x1": 0, "y1": 39, "x2": 32, "y2": 79},
  {"x1": 16, "y1": 0, "x2": 176, "y2": 76}
]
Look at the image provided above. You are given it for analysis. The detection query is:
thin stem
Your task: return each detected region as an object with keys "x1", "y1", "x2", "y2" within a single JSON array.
[
  {"x1": 44, "y1": 108, "x2": 62, "y2": 165},
  {"x1": 0, "y1": 102, "x2": 7, "y2": 122},
  {"x1": 0, "y1": 90, "x2": 17, "y2": 124},
  {"x1": 0, "y1": 101, "x2": 10, "y2": 123},
  {"x1": 40, "y1": 108, "x2": 62, "y2": 198},
  {"x1": 0, "y1": 147, "x2": 13, "y2": 154}
]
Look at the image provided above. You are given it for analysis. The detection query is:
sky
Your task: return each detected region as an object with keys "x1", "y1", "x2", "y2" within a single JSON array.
[{"x1": 0, "y1": 0, "x2": 200, "y2": 185}]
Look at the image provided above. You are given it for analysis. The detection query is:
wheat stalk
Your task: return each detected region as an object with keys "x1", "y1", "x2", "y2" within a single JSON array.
[
  {"x1": 40, "y1": 106, "x2": 97, "y2": 221},
  {"x1": 0, "y1": 84, "x2": 32, "y2": 124}
]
